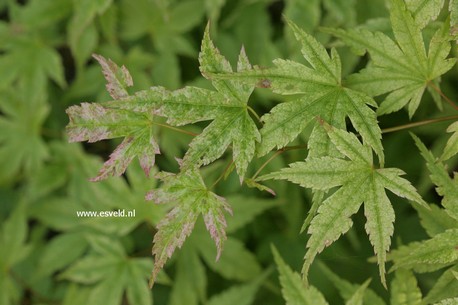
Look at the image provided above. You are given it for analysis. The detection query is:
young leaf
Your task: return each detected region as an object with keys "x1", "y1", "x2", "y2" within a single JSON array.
[
  {"x1": 98, "y1": 25, "x2": 260, "y2": 180},
  {"x1": 326, "y1": 0, "x2": 456, "y2": 117},
  {"x1": 260, "y1": 126, "x2": 426, "y2": 287},
  {"x1": 442, "y1": 121, "x2": 458, "y2": 161},
  {"x1": 66, "y1": 103, "x2": 159, "y2": 180},
  {"x1": 272, "y1": 246, "x2": 329, "y2": 305},
  {"x1": 148, "y1": 169, "x2": 232, "y2": 286},
  {"x1": 92, "y1": 54, "x2": 133, "y2": 99},
  {"x1": 208, "y1": 19, "x2": 383, "y2": 163},
  {"x1": 412, "y1": 134, "x2": 458, "y2": 220}
]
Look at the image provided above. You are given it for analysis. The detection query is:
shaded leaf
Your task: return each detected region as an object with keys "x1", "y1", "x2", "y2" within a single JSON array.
[{"x1": 272, "y1": 246, "x2": 329, "y2": 305}]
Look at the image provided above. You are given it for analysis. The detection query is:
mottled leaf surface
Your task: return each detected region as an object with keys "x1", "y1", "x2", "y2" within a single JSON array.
[
  {"x1": 208, "y1": 19, "x2": 383, "y2": 163},
  {"x1": 327, "y1": 0, "x2": 456, "y2": 117},
  {"x1": 261, "y1": 126, "x2": 426, "y2": 287},
  {"x1": 413, "y1": 134, "x2": 458, "y2": 220},
  {"x1": 148, "y1": 169, "x2": 232, "y2": 286}
]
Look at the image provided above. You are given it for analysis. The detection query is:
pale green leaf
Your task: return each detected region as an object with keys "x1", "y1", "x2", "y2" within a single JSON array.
[
  {"x1": 0, "y1": 92, "x2": 49, "y2": 184},
  {"x1": 261, "y1": 127, "x2": 425, "y2": 286},
  {"x1": 412, "y1": 134, "x2": 458, "y2": 220},
  {"x1": 345, "y1": 280, "x2": 371, "y2": 305},
  {"x1": 424, "y1": 266, "x2": 458, "y2": 304},
  {"x1": 92, "y1": 54, "x2": 133, "y2": 99},
  {"x1": 406, "y1": 0, "x2": 445, "y2": 29},
  {"x1": 0, "y1": 204, "x2": 28, "y2": 268},
  {"x1": 87, "y1": 274, "x2": 127, "y2": 305},
  {"x1": 433, "y1": 298, "x2": 458, "y2": 305},
  {"x1": 451, "y1": 0, "x2": 458, "y2": 37},
  {"x1": 391, "y1": 229, "x2": 458, "y2": 272},
  {"x1": 126, "y1": 262, "x2": 152, "y2": 305},
  {"x1": 327, "y1": 0, "x2": 456, "y2": 117},
  {"x1": 413, "y1": 204, "x2": 458, "y2": 237},
  {"x1": 442, "y1": 121, "x2": 458, "y2": 161},
  {"x1": 149, "y1": 169, "x2": 231, "y2": 286},
  {"x1": 272, "y1": 246, "x2": 329, "y2": 305},
  {"x1": 303, "y1": 176, "x2": 366, "y2": 285},
  {"x1": 364, "y1": 176, "x2": 395, "y2": 286},
  {"x1": 68, "y1": 0, "x2": 112, "y2": 65},
  {"x1": 169, "y1": 245, "x2": 206, "y2": 305},
  {"x1": 36, "y1": 233, "x2": 87, "y2": 277},
  {"x1": 390, "y1": 269, "x2": 422, "y2": 305},
  {"x1": 66, "y1": 103, "x2": 159, "y2": 180},
  {"x1": 102, "y1": 26, "x2": 260, "y2": 179},
  {"x1": 207, "y1": 20, "x2": 383, "y2": 162}
]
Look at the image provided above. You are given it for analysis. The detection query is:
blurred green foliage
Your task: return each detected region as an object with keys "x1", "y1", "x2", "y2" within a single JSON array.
[{"x1": 0, "y1": 0, "x2": 458, "y2": 304}]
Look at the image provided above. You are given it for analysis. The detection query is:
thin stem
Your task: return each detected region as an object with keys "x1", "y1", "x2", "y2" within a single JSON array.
[
  {"x1": 211, "y1": 159, "x2": 234, "y2": 188},
  {"x1": 251, "y1": 144, "x2": 308, "y2": 180},
  {"x1": 247, "y1": 106, "x2": 262, "y2": 123},
  {"x1": 252, "y1": 150, "x2": 283, "y2": 180},
  {"x1": 381, "y1": 115, "x2": 458, "y2": 134},
  {"x1": 152, "y1": 121, "x2": 198, "y2": 136},
  {"x1": 428, "y1": 82, "x2": 458, "y2": 111}
]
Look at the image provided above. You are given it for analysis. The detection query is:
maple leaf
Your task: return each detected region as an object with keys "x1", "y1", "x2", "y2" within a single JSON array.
[
  {"x1": 101, "y1": 25, "x2": 260, "y2": 180},
  {"x1": 66, "y1": 55, "x2": 159, "y2": 180},
  {"x1": 147, "y1": 168, "x2": 232, "y2": 286},
  {"x1": 206, "y1": 18, "x2": 383, "y2": 164},
  {"x1": 441, "y1": 121, "x2": 458, "y2": 161},
  {"x1": 272, "y1": 246, "x2": 330, "y2": 305},
  {"x1": 259, "y1": 124, "x2": 427, "y2": 287},
  {"x1": 326, "y1": 0, "x2": 456, "y2": 117},
  {"x1": 0, "y1": 90, "x2": 49, "y2": 184},
  {"x1": 412, "y1": 134, "x2": 458, "y2": 221}
]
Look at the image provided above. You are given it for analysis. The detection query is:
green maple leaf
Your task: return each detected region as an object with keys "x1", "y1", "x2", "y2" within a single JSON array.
[
  {"x1": 442, "y1": 121, "x2": 458, "y2": 161},
  {"x1": 60, "y1": 235, "x2": 154, "y2": 305},
  {"x1": 272, "y1": 246, "x2": 329, "y2": 305},
  {"x1": 101, "y1": 25, "x2": 260, "y2": 180},
  {"x1": 390, "y1": 229, "x2": 458, "y2": 273},
  {"x1": 260, "y1": 125, "x2": 426, "y2": 287},
  {"x1": 390, "y1": 269, "x2": 422, "y2": 305},
  {"x1": 412, "y1": 133, "x2": 458, "y2": 220},
  {"x1": 0, "y1": 91, "x2": 49, "y2": 184},
  {"x1": 207, "y1": 18, "x2": 383, "y2": 163},
  {"x1": 66, "y1": 55, "x2": 159, "y2": 181},
  {"x1": 326, "y1": 0, "x2": 456, "y2": 117},
  {"x1": 147, "y1": 168, "x2": 232, "y2": 286}
]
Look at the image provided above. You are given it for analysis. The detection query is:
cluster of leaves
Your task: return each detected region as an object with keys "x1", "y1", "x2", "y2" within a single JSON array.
[{"x1": 2, "y1": 0, "x2": 458, "y2": 304}]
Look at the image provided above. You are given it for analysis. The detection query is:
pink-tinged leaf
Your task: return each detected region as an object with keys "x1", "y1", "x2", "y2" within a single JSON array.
[
  {"x1": 149, "y1": 169, "x2": 232, "y2": 287},
  {"x1": 66, "y1": 101, "x2": 160, "y2": 180},
  {"x1": 202, "y1": 194, "x2": 233, "y2": 261},
  {"x1": 151, "y1": 205, "x2": 199, "y2": 286},
  {"x1": 90, "y1": 130, "x2": 159, "y2": 181},
  {"x1": 66, "y1": 103, "x2": 111, "y2": 142},
  {"x1": 93, "y1": 54, "x2": 133, "y2": 99}
]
